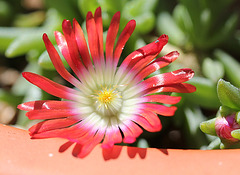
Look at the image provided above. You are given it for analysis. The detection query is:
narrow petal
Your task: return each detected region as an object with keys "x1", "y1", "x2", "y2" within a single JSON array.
[
  {"x1": 137, "y1": 109, "x2": 162, "y2": 130},
  {"x1": 106, "y1": 11, "x2": 120, "y2": 62},
  {"x1": 141, "y1": 95, "x2": 181, "y2": 104},
  {"x1": 73, "y1": 19, "x2": 93, "y2": 69},
  {"x1": 61, "y1": 20, "x2": 87, "y2": 79},
  {"x1": 132, "y1": 115, "x2": 162, "y2": 132},
  {"x1": 113, "y1": 20, "x2": 136, "y2": 67},
  {"x1": 135, "y1": 51, "x2": 179, "y2": 81},
  {"x1": 22, "y1": 72, "x2": 79, "y2": 100},
  {"x1": 115, "y1": 35, "x2": 168, "y2": 85},
  {"x1": 120, "y1": 34, "x2": 168, "y2": 71},
  {"x1": 18, "y1": 100, "x2": 76, "y2": 111},
  {"x1": 139, "y1": 68, "x2": 194, "y2": 91},
  {"x1": 86, "y1": 12, "x2": 100, "y2": 65},
  {"x1": 144, "y1": 83, "x2": 196, "y2": 95},
  {"x1": 77, "y1": 130, "x2": 104, "y2": 158},
  {"x1": 94, "y1": 7, "x2": 104, "y2": 60},
  {"x1": 140, "y1": 103, "x2": 177, "y2": 116},
  {"x1": 29, "y1": 117, "x2": 80, "y2": 134},
  {"x1": 120, "y1": 121, "x2": 143, "y2": 143},
  {"x1": 43, "y1": 33, "x2": 81, "y2": 88},
  {"x1": 126, "y1": 35, "x2": 169, "y2": 73},
  {"x1": 26, "y1": 109, "x2": 80, "y2": 120},
  {"x1": 102, "y1": 126, "x2": 122, "y2": 149}
]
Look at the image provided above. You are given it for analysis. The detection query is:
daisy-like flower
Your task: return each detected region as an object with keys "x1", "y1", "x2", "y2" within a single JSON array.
[{"x1": 18, "y1": 7, "x2": 195, "y2": 157}]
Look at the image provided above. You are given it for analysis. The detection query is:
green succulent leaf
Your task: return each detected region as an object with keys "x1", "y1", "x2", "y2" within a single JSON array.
[
  {"x1": 215, "y1": 49, "x2": 240, "y2": 88},
  {"x1": 38, "y1": 46, "x2": 68, "y2": 70},
  {"x1": 183, "y1": 77, "x2": 221, "y2": 109},
  {"x1": 200, "y1": 118, "x2": 217, "y2": 136},
  {"x1": 231, "y1": 129, "x2": 240, "y2": 140},
  {"x1": 236, "y1": 112, "x2": 240, "y2": 125},
  {"x1": 157, "y1": 12, "x2": 185, "y2": 46},
  {"x1": 202, "y1": 58, "x2": 224, "y2": 83},
  {"x1": 217, "y1": 79, "x2": 240, "y2": 110},
  {"x1": 219, "y1": 106, "x2": 236, "y2": 117}
]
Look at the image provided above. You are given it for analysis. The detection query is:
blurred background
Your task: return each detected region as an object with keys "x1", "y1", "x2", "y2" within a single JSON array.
[{"x1": 0, "y1": 0, "x2": 240, "y2": 150}]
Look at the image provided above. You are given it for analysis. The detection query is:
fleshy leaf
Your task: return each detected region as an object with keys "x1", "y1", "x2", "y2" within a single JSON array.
[
  {"x1": 236, "y1": 112, "x2": 240, "y2": 125},
  {"x1": 217, "y1": 79, "x2": 240, "y2": 110},
  {"x1": 200, "y1": 118, "x2": 217, "y2": 136},
  {"x1": 231, "y1": 129, "x2": 240, "y2": 140},
  {"x1": 202, "y1": 58, "x2": 224, "y2": 83},
  {"x1": 38, "y1": 45, "x2": 68, "y2": 70},
  {"x1": 219, "y1": 106, "x2": 236, "y2": 117},
  {"x1": 215, "y1": 49, "x2": 240, "y2": 88},
  {"x1": 183, "y1": 77, "x2": 221, "y2": 109}
]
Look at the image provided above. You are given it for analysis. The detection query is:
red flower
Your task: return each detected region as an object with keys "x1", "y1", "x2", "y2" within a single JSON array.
[{"x1": 18, "y1": 7, "x2": 195, "y2": 157}]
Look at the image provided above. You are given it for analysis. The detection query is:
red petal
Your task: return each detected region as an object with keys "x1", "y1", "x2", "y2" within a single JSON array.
[
  {"x1": 29, "y1": 117, "x2": 80, "y2": 134},
  {"x1": 61, "y1": 20, "x2": 87, "y2": 79},
  {"x1": 73, "y1": 19, "x2": 93, "y2": 69},
  {"x1": 77, "y1": 130, "x2": 104, "y2": 158},
  {"x1": 145, "y1": 83, "x2": 196, "y2": 94},
  {"x1": 43, "y1": 33, "x2": 81, "y2": 87},
  {"x1": 94, "y1": 7, "x2": 104, "y2": 60},
  {"x1": 127, "y1": 35, "x2": 169, "y2": 73},
  {"x1": 113, "y1": 20, "x2": 136, "y2": 67},
  {"x1": 86, "y1": 12, "x2": 101, "y2": 65},
  {"x1": 141, "y1": 95, "x2": 181, "y2": 104},
  {"x1": 26, "y1": 109, "x2": 80, "y2": 120},
  {"x1": 141, "y1": 103, "x2": 177, "y2": 116},
  {"x1": 140, "y1": 68, "x2": 194, "y2": 91},
  {"x1": 22, "y1": 72, "x2": 79, "y2": 100},
  {"x1": 106, "y1": 11, "x2": 120, "y2": 63},
  {"x1": 136, "y1": 51, "x2": 179, "y2": 80},
  {"x1": 18, "y1": 100, "x2": 75, "y2": 111}
]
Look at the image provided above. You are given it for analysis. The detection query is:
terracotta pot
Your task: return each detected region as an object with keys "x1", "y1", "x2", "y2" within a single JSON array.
[{"x1": 0, "y1": 123, "x2": 239, "y2": 175}]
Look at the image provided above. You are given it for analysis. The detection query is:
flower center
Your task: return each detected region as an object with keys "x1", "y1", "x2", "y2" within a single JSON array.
[
  {"x1": 97, "y1": 88, "x2": 117, "y2": 108},
  {"x1": 93, "y1": 86, "x2": 122, "y2": 114}
]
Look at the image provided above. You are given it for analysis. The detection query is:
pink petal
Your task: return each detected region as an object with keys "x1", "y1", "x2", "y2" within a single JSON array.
[
  {"x1": 105, "y1": 11, "x2": 120, "y2": 62},
  {"x1": 120, "y1": 121, "x2": 143, "y2": 143},
  {"x1": 136, "y1": 51, "x2": 179, "y2": 81},
  {"x1": 29, "y1": 117, "x2": 80, "y2": 134},
  {"x1": 26, "y1": 109, "x2": 80, "y2": 120},
  {"x1": 22, "y1": 72, "x2": 79, "y2": 100},
  {"x1": 73, "y1": 19, "x2": 93, "y2": 70},
  {"x1": 77, "y1": 130, "x2": 104, "y2": 158},
  {"x1": 140, "y1": 68, "x2": 194, "y2": 91},
  {"x1": 132, "y1": 115, "x2": 162, "y2": 132},
  {"x1": 140, "y1": 103, "x2": 177, "y2": 116},
  {"x1": 141, "y1": 95, "x2": 181, "y2": 104},
  {"x1": 42, "y1": 33, "x2": 81, "y2": 87},
  {"x1": 113, "y1": 20, "x2": 136, "y2": 67},
  {"x1": 18, "y1": 100, "x2": 75, "y2": 111},
  {"x1": 137, "y1": 109, "x2": 162, "y2": 131},
  {"x1": 102, "y1": 126, "x2": 122, "y2": 149}
]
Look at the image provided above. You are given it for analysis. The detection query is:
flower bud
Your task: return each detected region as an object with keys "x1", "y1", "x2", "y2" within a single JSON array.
[{"x1": 215, "y1": 115, "x2": 240, "y2": 142}]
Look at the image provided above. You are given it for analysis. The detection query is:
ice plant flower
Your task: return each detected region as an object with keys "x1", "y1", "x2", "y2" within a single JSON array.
[
  {"x1": 215, "y1": 115, "x2": 240, "y2": 142},
  {"x1": 18, "y1": 7, "x2": 196, "y2": 157}
]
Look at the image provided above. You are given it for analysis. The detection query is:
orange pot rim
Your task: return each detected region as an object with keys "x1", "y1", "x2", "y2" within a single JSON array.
[{"x1": 0, "y1": 123, "x2": 239, "y2": 175}]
